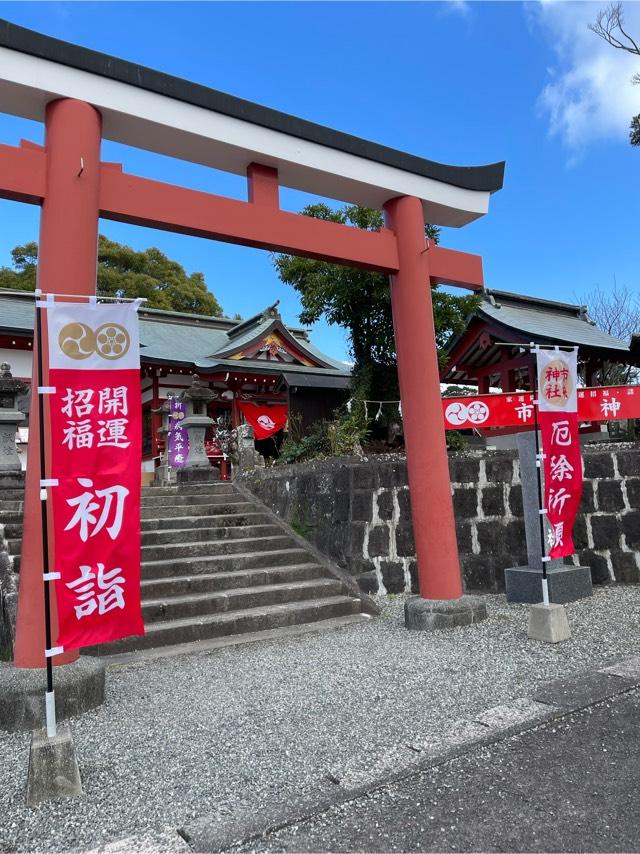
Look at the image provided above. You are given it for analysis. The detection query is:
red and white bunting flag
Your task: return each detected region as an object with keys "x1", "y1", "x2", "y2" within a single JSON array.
[
  {"x1": 536, "y1": 348, "x2": 583, "y2": 560},
  {"x1": 45, "y1": 300, "x2": 144, "y2": 650},
  {"x1": 238, "y1": 401, "x2": 288, "y2": 439}
]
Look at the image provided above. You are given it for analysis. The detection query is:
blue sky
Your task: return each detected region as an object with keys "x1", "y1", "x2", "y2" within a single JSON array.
[{"x1": 0, "y1": 1, "x2": 638, "y2": 362}]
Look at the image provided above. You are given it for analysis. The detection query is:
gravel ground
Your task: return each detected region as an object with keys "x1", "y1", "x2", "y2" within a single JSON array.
[{"x1": 1, "y1": 587, "x2": 639, "y2": 853}]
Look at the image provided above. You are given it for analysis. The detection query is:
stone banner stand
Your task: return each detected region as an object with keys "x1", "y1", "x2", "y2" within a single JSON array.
[{"x1": 505, "y1": 430, "x2": 592, "y2": 605}]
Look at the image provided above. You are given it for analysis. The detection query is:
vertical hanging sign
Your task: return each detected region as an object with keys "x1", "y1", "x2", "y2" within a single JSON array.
[
  {"x1": 536, "y1": 347, "x2": 583, "y2": 560},
  {"x1": 46, "y1": 300, "x2": 144, "y2": 650},
  {"x1": 168, "y1": 397, "x2": 189, "y2": 468}
]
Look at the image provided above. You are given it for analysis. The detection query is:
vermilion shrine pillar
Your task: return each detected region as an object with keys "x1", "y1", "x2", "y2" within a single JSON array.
[
  {"x1": 384, "y1": 195, "x2": 463, "y2": 601},
  {"x1": 14, "y1": 99, "x2": 102, "y2": 667}
]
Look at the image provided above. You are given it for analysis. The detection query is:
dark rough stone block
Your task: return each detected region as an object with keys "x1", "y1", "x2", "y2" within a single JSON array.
[
  {"x1": 331, "y1": 467, "x2": 351, "y2": 493},
  {"x1": 476, "y1": 520, "x2": 504, "y2": 554},
  {"x1": 627, "y1": 479, "x2": 640, "y2": 509},
  {"x1": 407, "y1": 560, "x2": 419, "y2": 594},
  {"x1": 405, "y1": 594, "x2": 487, "y2": 631},
  {"x1": 504, "y1": 518, "x2": 526, "y2": 554},
  {"x1": 357, "y1": 571, "x2": 378, "y2": 595},
  {"x1": 616, "y1": 450, "x2": 640, "y2": 477},
  {"x1": 332, "y1": 491, "x2": 350, "y2": 523},
  {"x1": 396, "y1": 488, "x2": 412, "y2": 520},
  {"x1": 391, "y1": 462, "x2": 408, "y2": 487},
  {"x1": 455, "y1": 521, "x2": 474, "y2": 555},
  {"x1": 621, "y1": 512, "x2": 640, "y2": 548},
  {"x1": 482, "y1": 486, "x2": 505, "y2": 518},
  {"x1": 453, "y1": 487, "x2": 478, "y2": 519},
  {"x1": 348, "y1": 522, "x2": 367, "y2": 557},
  {"x1": 591, "y1": 515, "x2": 621, "y2": 548},
  {"x1": 448, "y1": 456, "x2": 480, "y2": 484},
  {"x1": 572, "y1": 515, "x2": 589, "y2": 551},
  {"x1": 597, "y1": 481, "x2": 625, "y2": 513},
  {"x1": 509, "y1": 486, "x2": 524, "y2": 518},
  {"x1": 504, "y1": 564, "x2": 592, "y2": 604},
  {"x1": 351, "y1": 490, "x2": 373, "y2": 522},
  {"x1": 583, "y1": 453, "x2": 615, "y2": 480},
  {"x1": 381, "y1": 561, "x2": 406, "y2": 594},
  {"x1": 394, "y1": 524, "x2": 415, "y2": 557},
  {"x1": 376, "y1": 490, "x2": 394, "y2": 521},
  {"x1": 377, "y1": 464, "x2": 395, "y2": 488},
  {"x1": 348, "y1": 556, "x2": 373, "y2": 576},
  {"x1": 611, "y1": 551, "x2": 640, "y2": 583},
  {"x1": 485, "y1": 456, "x2": 514, "y2": 484},
  {"x1": 367, "y1": 525, "x2": 390, "y2": 557},
  {"x1": 579, "y1": 483, "x2": 596, "y2": 513},
  {"x1": 578, "y1": 550, "x2": 610, "y2": 584},
  {"x1": 353, "y1": 465, "x2": 378, "y2": 489},
  {"x1": 461, "y1": 554, "x2": 504, "y2": 593}
]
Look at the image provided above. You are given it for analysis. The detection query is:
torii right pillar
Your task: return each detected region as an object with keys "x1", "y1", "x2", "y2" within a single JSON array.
[{"x1": 384, "y1": 196, "x2": 487, "y2": 629}]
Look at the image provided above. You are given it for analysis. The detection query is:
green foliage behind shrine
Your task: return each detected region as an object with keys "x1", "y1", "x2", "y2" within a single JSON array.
[
  {"x1": 273, "y1": 203, "x2": 480, "y2": 401},
  {"x1": 0, "y1": 236, "x2": 223, "y2": 316}
]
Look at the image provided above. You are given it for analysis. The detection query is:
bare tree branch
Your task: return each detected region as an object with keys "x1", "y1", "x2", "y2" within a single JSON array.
[{"x1": 589, "y1": 2, "x2": 640, "y2": 54}]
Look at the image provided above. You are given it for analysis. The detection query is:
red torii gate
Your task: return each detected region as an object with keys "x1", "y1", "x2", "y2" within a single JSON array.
[{"x1": 0, "y1": 22, "x2": 504, "y2": 666}]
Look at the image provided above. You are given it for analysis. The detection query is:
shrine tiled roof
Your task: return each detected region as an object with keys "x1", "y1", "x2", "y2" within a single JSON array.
[
  {"x1": 476, "y1": 290, "x2": 629, "y2": 352},
  {"x1": 0, "y1": 290, "x2": 350, "y2": 378}
]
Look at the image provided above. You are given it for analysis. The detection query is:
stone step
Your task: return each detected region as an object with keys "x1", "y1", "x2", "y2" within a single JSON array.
[
  {"x1": 141, "y1": 484, "x2": 237, "y2": 496},
  {"x1": 140, "y1": 512, "x2": 271, "y2": 532},
  {"x1": 141, "y1": 548, "x2": 317, "y2": 579},
  {"x1": 139, "y1": 563, "x2": 328, "y2": 598},
  {"x1": 141, "y1": 534, "x2": 295, "y2": 562},
  {"x1": 142, "y1": 578, "x2": 343, "y2": 623},
  {"x1": 0, "y1": 512, "x2": 23, "y2": 526},
  {"x1": 141, "y1": 524, "x2": 282, "y2": 546},
  {"x1": 85, "y1": 595, "x2": 361, "y2": 655},
  {"x1": 140, "y1": 500, "x2": 251, "y2": 519},
  {"x1": 0, "y1": 489, "x2": 26, "y2": 501},
  {"x1": 141, "y1": 492, "x2": 244, "y2": 508},
  {"x1": 0, "y1": 500, "x2": 23, "y2": 512}
]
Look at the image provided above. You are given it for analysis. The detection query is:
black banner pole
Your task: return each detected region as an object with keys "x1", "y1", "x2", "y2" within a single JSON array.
[{"x1": 35, "y1": 296, "x2": 57, "y2": 737}]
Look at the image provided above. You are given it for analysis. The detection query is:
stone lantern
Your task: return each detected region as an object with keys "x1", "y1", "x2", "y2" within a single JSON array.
[
  {"x1": 179, "y1": 375, "x2": 216, "y2": 474},
  {"x1": 0, "y1": 363, "x2": 28, "y2": 472}
]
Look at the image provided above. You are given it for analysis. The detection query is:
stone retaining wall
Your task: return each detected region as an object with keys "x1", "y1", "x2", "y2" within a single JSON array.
[{"x1": 239, "y1": 443, "x2": 640, "y2": 595}]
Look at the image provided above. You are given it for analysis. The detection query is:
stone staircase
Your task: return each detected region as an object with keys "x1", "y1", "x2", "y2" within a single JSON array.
[{"x1": 85, "y1": 480, "x2": 371, "y2": 657}]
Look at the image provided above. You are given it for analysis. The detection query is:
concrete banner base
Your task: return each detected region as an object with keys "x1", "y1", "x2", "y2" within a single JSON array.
[
  {"x1": 528, "y1": 603, "x2": 572, "y2": 644},
  {"x1": 505, "y1": 565, "x2": 592, "y2": 605},
  {"x1": 404, "y1": 594, "x2": 487, "y2": 632},
  {"x1": 26, "y1": 724, "x2": 83, "y2": 806},
  {"x1": 0, "y1": 657, "x2": 105, "y2": 733}
]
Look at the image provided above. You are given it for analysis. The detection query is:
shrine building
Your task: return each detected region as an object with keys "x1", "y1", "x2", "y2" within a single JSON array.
[
  {"x1": 441, "y1": 288, "x2": 633, "y2": 392},
  {"x1": 0, "y1": 288, "x2": 351, "y2": 470}
]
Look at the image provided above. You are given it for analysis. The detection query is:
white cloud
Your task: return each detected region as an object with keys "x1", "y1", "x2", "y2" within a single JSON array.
[{"x1": 531, "y1": 1, "x2": 640, "y2": 153}]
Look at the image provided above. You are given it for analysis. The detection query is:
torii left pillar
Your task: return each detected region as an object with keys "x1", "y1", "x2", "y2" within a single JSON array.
[{"x1": 14, "y1": 99, "x2": 102, "y2": 669}]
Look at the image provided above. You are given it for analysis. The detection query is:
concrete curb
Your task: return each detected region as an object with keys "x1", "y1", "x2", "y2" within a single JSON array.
[{"x1": 179, "y1": 654, "x2": 640, "y2": 853}]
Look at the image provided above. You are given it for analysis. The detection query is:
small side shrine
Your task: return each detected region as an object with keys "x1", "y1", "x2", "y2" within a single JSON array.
[{"x1": 441, "y1": 289, "x2": 633, "y2": 393}]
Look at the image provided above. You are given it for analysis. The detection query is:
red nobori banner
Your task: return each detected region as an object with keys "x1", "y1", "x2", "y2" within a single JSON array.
[
  {"x1": 537, "y1": 348, "x2": 582, "y2": 560},
  {"x1": 238, "y1": 401, "x2": 289, "y2": 439},
  {"x1": 44, "y1": 299, "x2": 144, "y2": 651},
  {"x1": 442, "y1": 384, "x2": 640, "y2": 431}
]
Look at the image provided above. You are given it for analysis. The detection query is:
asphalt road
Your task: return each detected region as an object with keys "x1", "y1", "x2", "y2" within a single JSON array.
[{"x1": 245, "y1": 688, "x2": 640, "y2": 853}]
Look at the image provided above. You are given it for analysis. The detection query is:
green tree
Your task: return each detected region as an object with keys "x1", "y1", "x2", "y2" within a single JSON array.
[
  {"x1": 0, "y1": 236, "x2": 222, "y2": 316},
  {"x1": 273, "y1": 203, "x2": 479, "y2": 400}
]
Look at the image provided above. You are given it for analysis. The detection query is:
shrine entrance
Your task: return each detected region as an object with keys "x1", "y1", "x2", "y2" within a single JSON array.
[{"x1": 0, "y1": 20, "x2": 504, "y2": 668}]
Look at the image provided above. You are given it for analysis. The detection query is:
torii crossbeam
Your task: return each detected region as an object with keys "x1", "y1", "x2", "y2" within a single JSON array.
[{"x1": 0, "y1": 20, "x2": 504, "y2": 667}]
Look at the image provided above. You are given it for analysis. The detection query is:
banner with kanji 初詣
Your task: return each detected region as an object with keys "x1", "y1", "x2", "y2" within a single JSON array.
[
  {"x1": 536, "y1": 348, "x2": 583, "y2": 560},
  {"x1": 45, "y1": 300, "x2": 144, "y2": 650}
]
